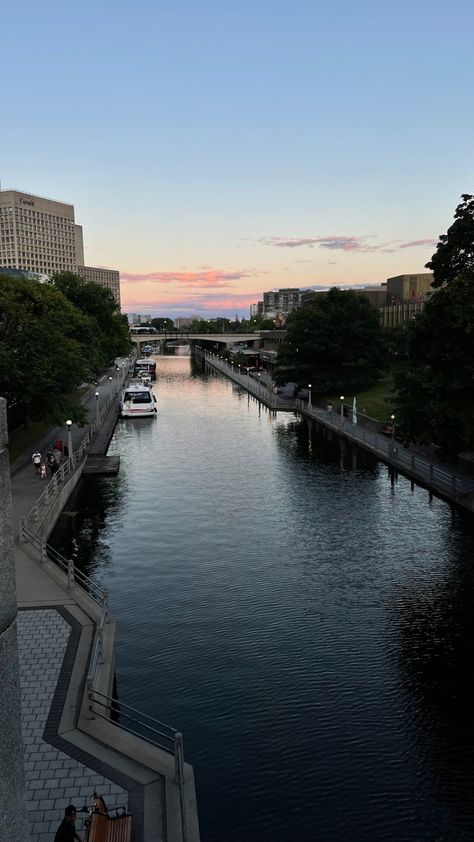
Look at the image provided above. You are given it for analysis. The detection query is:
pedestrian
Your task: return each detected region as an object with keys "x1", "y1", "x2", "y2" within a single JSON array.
[
  {"x1": 40, "y1": 461, "x2": 47, "y2": 480},
  {"x1": 32, "y1": 450, "x2": 42, "y2": 475},
  {"x1": 47, "y1": 452, "x2": 56, "y2": 476},
  {"x1": 327, "y1": 404, "x2": 333, "y2": 414},
  {"x1": 54, "y1": 437, "x2": 63, "y2": 455},
  {"x1": 54, "y1": 805, "x2": 83, "y2": 842}
]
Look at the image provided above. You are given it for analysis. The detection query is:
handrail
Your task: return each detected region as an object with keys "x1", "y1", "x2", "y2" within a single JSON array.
[{"x1": 88, "y1": 688, "x2": 188, "y2": 842}]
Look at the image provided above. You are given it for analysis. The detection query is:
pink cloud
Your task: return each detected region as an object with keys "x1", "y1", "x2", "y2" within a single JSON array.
[
  {"x1": 260, "y1": 235, "x2": 437, "y2": 254},
  {"x1": 260, "y1": 236, "x2": 374, "y2": 251},
  {"x1": 120, "y1": 269, "x2": 251, "y2": 288},
  {"x1": 398, "y1": 238, "x2": 437, "y2": 249}
]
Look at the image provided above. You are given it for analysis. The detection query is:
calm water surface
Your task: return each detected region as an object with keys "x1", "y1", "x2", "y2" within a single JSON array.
[{"x1": 51, "y1": 356, "x2": 474, "y2": 842}]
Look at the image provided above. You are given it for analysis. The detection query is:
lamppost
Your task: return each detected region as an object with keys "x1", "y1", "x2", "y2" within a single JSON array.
[
  {"x1": 108, "y1": 375, "x2": 113, "y2": 400},
  {"x1": 390, "y1": 414, "x2": 396, "y2": 449},
  {"x1": 308, "y1": 384, "x2": 312, "y2": 408},
  {"x1": 95, "y1": 390, "x2": 100, "y2": 425},
  {"x1": 258, "y1": 372, "x2": 261, "y2": 396},
  {"x1": 340, "y1": 395, "x2": 345, "y2": 429},
  {"x1": 115, "y1": 365, "x2": 120, "y2": 390},
  {"x1": 66, "y1": 419, "x2": 73, "y2": 469}
]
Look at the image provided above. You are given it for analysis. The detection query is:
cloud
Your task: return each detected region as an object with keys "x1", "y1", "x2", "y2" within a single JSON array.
[
  {"x1": 120, "y1": 269, "x2": 252, "y2": 288},
  {"x1": 260, "y1": 235, "x2": 437, "y2": 253},
  {"x1": 398, "y1": 238, "x2": 437, "y2": 249},
  {"x1": 260, "y1": 235, "x2": 374, "y2": 251}
]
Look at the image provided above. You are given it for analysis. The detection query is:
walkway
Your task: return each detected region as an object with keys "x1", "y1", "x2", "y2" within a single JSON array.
[{"x1": 203, "y1": 351, "x2": 474, "y2": 512}]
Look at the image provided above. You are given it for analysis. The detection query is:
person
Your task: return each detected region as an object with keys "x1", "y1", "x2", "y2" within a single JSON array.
[
  {"x1": 40, "y1": 461, "x2": 47, "y2": 480},
  {"x1": 54, "y1": 437, "x2": 63, "y2": 455},
  {"x1": 54, "y1": 805, "x2": 83, "y2": 842},
  {"x1": 47, "y1": 451, "x2": 57, "y2": 476},
  {"x1": 32, "y1": 450, "x2": 42, "y2": 474},
  {"x1": 327, "y1": 404, "x2": 333, "y2": 414}
]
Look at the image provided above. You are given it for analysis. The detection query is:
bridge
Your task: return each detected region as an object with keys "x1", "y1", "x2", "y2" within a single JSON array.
[{"x1": 129, "y1": 331, "x2": 262, "y2": 350}]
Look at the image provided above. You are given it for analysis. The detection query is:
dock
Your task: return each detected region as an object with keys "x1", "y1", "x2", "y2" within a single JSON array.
[{"x1": 83, "y1": 455, "x2": 121, "y2": 475}]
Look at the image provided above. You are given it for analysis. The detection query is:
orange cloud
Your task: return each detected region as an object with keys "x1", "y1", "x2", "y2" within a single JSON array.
[{"x1": 121, "y1": 269, "x2": 252, "y2": 288}]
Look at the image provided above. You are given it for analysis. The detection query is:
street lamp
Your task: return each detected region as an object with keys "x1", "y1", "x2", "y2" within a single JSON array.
[
  {"x1": 95, "y1": 391, "x2": 100, "y2": 425},
  {"x1": 258, "y1": 372, "x2": 261, "y2": 396},
  {"x1": 340, "y1": 395, "x2": 345, "y2": 429},
  {"x1": 390, "y1": 414, "x2": 396, "y2": 447},
  {"x1": 308, "y1": 384, "x2": 312, "y2": 408},
  {"x1": 66, "y1": 419, "x2": 74, "y2": 469},
  {"x1": 108, "y1": 375, "x2": 113, "y2": 400}
]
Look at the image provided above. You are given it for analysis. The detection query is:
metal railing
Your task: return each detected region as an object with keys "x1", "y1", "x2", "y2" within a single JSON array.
[
  {"x1": 87, "y1": 688, "x2": 188, "y2": 842},
  {"x1": 203, "y1": 350, "x2": 474, "y2": 502}
]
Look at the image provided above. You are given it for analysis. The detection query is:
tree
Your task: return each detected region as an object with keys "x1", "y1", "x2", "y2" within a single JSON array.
[
  {"x1": 426, "y1": 194, "x2": 474, "y2": 287},
  {"x1": 276, "y1": 288, "x2": 388, "y2": 392},
  {"x1": 393, "y1": 272, "x2": 474, "y2": 457},
  {"x1": 0, "y1": 275, "x2": 95, "y2": 423},
  {"x1": 149, "y1": 317, "x2": 174, "y2": 331},
  {"x1": 49, "y1": 272, "x2": 131, "y2": 363}
]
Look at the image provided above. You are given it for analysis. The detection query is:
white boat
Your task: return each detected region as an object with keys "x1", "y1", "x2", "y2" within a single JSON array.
[
  {"x1": 120, "y1": 380, "x2": 157, "y2": 418},
  {"x1": 134, "y1": 357, "x2": 156, "y2": 380}
]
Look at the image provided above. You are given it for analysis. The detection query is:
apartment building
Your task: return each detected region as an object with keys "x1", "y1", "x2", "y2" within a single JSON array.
[{"x1": 262, "y1": 288, "x2": 302, "y2": 318}]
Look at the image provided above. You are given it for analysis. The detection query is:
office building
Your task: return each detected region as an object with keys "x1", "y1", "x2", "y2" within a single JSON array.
[
  {"x1": 0, "y1": 188, "x2": 121, "y2": 307},
  {"x1": 76, "y1": 265, "x2": 120, "y2": 306},
  {"x1": 300, "y1": 285, "x2": 387, "y2": 307},
  {"x1": 0, "y1": 189, "x2": 83, "y2": 275}
]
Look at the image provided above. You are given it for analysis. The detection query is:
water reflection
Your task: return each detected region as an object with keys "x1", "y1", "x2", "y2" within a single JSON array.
[{"x1": 49, "y1": 357, "x2": 474, "y2": 842}]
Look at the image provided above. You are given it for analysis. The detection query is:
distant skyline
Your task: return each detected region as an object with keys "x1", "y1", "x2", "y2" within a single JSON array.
[{"x1": 2, "y1": 0, "x2": 473, "y2": 317}]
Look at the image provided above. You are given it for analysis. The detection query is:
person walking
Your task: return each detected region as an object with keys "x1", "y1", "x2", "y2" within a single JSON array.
[
  {"x1": 32, "y1": 450, "x2": 42, "y2": 475},
  {"x1": 54, "y1": 805, "x2": 83, "y2": 842},
  {"x1": 40, "y1": 461, "x2": 47, "y2": 480}
]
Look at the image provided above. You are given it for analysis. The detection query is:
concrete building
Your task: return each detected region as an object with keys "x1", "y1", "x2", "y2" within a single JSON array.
[
  {"x1": 76, "y1": 265, "x2": 121, "y2": 306},
  {"x1": 0, "y1": 189, "x2": 83, "y2": 276},
  {"x1": 262, "y1": 288, "x2": 302, "y2": 318},
  {"x1": 300, "y1": 285, "x2": 388, "y2": 307},
  {"x1": 386, "y1": 273, "x2": 433, "y2": 302},
  {"x1": 0, "y1": 189, "x2": 121, "y2": 308},
  {"x1": 379, "y1": 298, "x2": 427, "y2": 327}
]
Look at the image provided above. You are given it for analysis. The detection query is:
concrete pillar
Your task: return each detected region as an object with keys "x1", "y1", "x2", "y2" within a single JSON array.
[{"x1": 0, "y1": 398, "x2": 30, "y2": 841}]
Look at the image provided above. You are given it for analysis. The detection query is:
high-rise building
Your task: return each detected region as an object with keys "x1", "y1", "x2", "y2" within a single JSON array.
[
  {"x1": 0, "y1": 188, "x2": 121, "y2": 307},
  {"x1": 262, "y1": 288, "x2": 302, "y2": 318},
  {"x1": 0, "y1": 189, "x2": 83, "y2": 275}
]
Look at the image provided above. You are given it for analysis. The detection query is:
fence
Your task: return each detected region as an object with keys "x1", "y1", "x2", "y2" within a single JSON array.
[{"x1": 202, "y1": 350, "x2": 474, "y2": 503}]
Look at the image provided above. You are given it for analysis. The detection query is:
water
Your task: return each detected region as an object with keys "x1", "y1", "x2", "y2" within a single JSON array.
[{"x1": 51, "y1": 355, "x2": 474, "y2": 842}]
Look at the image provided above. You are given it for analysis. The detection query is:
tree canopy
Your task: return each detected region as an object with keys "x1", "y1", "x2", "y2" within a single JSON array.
[
  {"x1": 49, "y1": 272, "x2": 131, "y2": 363},
  {"x1": 426, "y1": 194, "x2": 474, "y2": 287},
  {"x1": 394, "y1": 272, "x2": 474, "y2": 457},
  {"x1": 0, "y1": 275, "x2": 95, "y2": 422},
  {"x1": 276, "y1": 288, "x2": 388, "y2": 392}
]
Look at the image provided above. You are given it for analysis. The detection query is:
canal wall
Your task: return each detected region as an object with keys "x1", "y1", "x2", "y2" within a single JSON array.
[{"x1": 199, "y1": 349, "x2": 474, "y2": 515}]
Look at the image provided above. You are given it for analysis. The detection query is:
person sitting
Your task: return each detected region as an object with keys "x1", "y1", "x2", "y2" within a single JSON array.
[{"x1": 54, "y1": 805, "x2": 83, "y2": 842}]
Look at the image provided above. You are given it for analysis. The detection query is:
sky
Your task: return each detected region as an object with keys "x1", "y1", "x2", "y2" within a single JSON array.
[{"x1": 2, "y1": 0, "x2": 474, "y2": 318}]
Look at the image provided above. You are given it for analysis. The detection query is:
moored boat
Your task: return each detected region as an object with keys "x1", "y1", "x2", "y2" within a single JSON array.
[
  {"x1": 120, "y1": 380, "x2": 157, "y2": 418},
  {"x1": 134, "y1": 357, "x2": 156, "y2": 380}
]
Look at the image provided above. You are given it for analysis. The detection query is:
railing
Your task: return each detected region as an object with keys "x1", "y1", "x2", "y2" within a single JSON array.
[
  {"x1": 203, "y1": 350, "x2": 474, "y2": 502},
  {"x1": 88, "y1": 689, "x2": 188, "y2": 842}
]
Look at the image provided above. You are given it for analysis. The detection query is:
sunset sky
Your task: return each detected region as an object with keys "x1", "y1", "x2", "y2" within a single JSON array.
[{"x1": 2, "y1": 0, "x2": 474, "y2": 317}]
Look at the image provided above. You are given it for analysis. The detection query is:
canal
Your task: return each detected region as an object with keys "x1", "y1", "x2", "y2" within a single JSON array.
[{"x1": 51, "y1": 354, "x2": 474, "y2": 842}]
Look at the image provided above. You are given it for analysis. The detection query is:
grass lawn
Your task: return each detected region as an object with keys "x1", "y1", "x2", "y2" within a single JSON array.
[{"x1": 323, "y1": 366, "x2": 403, "y2": 422}]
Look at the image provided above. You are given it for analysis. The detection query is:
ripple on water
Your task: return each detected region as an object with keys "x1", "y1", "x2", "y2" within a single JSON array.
[{"x1": 50, "y1": 357, "x2": 474, "y2": 842}]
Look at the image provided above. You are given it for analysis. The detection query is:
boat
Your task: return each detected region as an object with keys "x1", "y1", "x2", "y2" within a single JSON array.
[
  {"x1": 134, "y1": 357, "x2": 156, "y2": 380},
  {"x1": 119, "y1": 380, "x2": 157, "y2": 418}
]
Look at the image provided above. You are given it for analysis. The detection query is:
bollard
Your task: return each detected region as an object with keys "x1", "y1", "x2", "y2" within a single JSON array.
[{"x1": 67, "y1": 558, "x2": 75, "y2": 589}]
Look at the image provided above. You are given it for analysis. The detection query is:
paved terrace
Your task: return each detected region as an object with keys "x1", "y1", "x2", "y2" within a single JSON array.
[{"x1": 8, "y1": 364, "x2": 199, "y2": 842}]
